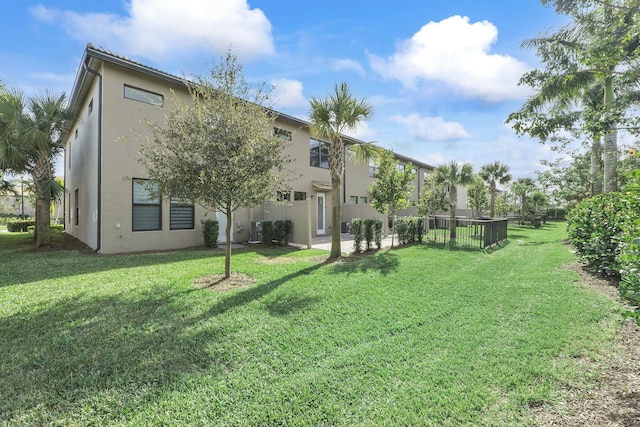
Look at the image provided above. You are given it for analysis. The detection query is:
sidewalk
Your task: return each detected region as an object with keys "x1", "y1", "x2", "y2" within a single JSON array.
[{"x1": 290, "y1": 233, "x2": 395, "y2": 255}]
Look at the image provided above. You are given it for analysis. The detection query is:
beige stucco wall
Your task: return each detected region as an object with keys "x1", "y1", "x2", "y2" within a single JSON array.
[
  {"x1": 64, "y1": 53, "x2": 453, "y2": 254},
  {"x1": 65, "y1": 74, "x2": 100, "y2": 249}
]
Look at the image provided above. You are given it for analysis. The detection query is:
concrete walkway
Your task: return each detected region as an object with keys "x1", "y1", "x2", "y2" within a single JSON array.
[{"x1": 290, "y1": 233, "x2": 396, "y2": 255}]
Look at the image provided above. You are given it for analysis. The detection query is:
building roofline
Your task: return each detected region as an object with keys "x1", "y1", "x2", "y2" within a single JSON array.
[{"x1": 68, "y1": 43, "x2": 435, "y2": 170}]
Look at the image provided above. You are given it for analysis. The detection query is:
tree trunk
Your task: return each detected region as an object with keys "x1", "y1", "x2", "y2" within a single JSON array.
[
  {"x1": 33, "y1": 155, "x2": 52, "y2": 247},
  {"x1": 449, "y1": 186, "x2": 457, "y2": 239},
  {"x1": 330, "y1": 180, "x2": 342, "y2": 258},
  {"x1": 603, "y1": 77, "x2": 618, "y2": 193},
  {"x1": 224, "y1": 208, "x2": 232, "y2": 278},
  {"x1": 390, "y1": 213, "x2": 395, "y2": 247},
  {"x1": 489, "y1": 184, "x2": 496, "y2": 218},
  {"x1": 591, "y1": 135, "x2": 603, "y2": 196}
]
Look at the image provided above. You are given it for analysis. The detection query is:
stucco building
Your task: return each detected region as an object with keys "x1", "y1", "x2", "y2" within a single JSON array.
[{"x1": 64, "y1": 44, "x2": 466, "y2": 254}]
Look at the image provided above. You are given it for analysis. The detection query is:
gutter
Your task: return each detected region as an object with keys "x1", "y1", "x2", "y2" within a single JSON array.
[{"x1": 83, "y1": 59, "x2": 103, "y2": 253}]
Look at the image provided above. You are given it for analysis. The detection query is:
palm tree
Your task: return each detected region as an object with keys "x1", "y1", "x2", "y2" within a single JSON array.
[
  {"x1": 308, "y1": 82, "x2": 374, "y2": 258},
  {"x1": 479, "y1": 161, "x2": 512, "y2": 218},
  {"x1": 510, "y1": 2, "x2": 640, "y2": 194},
  {"x1": 0, "y1": 89, "x2": 75, "y2": 246},
  {"x1": 433, "y1": 161, "x2": 474, "y2": 239}
]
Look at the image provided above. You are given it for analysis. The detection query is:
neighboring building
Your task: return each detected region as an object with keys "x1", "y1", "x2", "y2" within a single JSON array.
[{"x1": 64, "y1": 44, "x2": 464, "y2": 254}]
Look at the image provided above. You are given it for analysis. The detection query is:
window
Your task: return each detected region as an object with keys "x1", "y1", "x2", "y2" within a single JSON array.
[
  {"x1": 88, "y1": 98, "x2": 93, "y2": 116},
  {"x1": 294, "y1": 191, "x2": 306, "y2": 201},
  {"x1": 274, "y1": 127, "x2": 292, "y2": 141},
  {"x1": 369, "y1": 158, "x2": 378, "y2": 178},
  {"x1": 310, "y1": 139, "x2": 329, "y2": 169},
  {"x1": 132, "y1": 179, "x2": 161, "y2": 231},
  {"x1": 359, "y1": 196, "x2": 367, "y2": 205},
  {"x1": 349, "y1": 196, "x2": 358, "y2": 204},
  {"x1": 277, "y1": 191, "x2": 290, "y2": 201},
  {"x1": 74, "y1": 189, "x2": 79, "y2": 226},
  {"x1": 170, "y1": 198, "x2": 194, "y2": 230},
  {"x1": 124, "y1": 85, "x2": 164, "y2": 107},
  {"x1": 68, "y1": 141, "x2": 71, "y2": 170},
  {"x1": 397, "y1": 164, "x2": 406, "y2": 172},
  {"x1": 74, "y1": 129, "x2": 78, "y2": 139}
]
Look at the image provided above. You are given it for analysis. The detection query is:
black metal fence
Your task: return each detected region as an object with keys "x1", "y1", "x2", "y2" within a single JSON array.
[{"x1": 425, "y1": 216, "x2": 509, "y2": 249}]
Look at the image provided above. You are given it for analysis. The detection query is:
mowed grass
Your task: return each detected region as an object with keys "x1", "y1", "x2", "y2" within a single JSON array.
[{"x1": 0, "y1": 223, "x2": 622, "y2": 426}]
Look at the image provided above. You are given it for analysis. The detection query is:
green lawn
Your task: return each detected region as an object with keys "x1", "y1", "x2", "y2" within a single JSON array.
[{"x1": 0, "y1": 223, "x2": 622, "y2": 426}]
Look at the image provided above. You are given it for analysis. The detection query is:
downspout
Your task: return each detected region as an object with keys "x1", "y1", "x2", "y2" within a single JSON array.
[
  {"x1": 83, "y1": 60, "x2": 103, "y2": 252},
  {"x1": 343, "y1": 144, "x2": 347, "y2": 204}
]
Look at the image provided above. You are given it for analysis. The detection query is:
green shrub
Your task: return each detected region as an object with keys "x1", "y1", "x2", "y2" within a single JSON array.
[
  {"x1": 272, "y1": 220, "x2": 292, "y2": 246},
  {"x1": 363, "y1": 219, "x2": 375, "y2": 251},
  {"x1": 618, "y1": 171, "x2": 640, "y2": 321},
  {"x1": 7, "y1": 219, "x2": 35, "y2": 232},
  {"x1": 351, "y1": 218, "x2": 363, "y2": 253},
  {"x1": 373, "y1": 219, "x2": 383, "y2": 249},
  {"x1": 283, "y1": 220, "x2": 292, "y2": 245},
  {"x1": 395, "y1": 217, "x2": 408, "y2": 245},
  {"x1": 567, "y1": 193, "x2": 628, "y2": 277},
  {"x1": 261, "y1": 221, "x2": 273, "y2": 245},
  {"x1": 395, "y1": 217, "x2": 423, "y2": 245},
  {"x1": 201, "y1": 219, "x2": 219, "y2": 248}
]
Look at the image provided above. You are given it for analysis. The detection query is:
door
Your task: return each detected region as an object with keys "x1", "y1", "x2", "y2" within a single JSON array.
[
  {"x1": 216, "y1": 211, "x2": 230, "y2": 243},
  {"x1": 317, "y1": 193, "x2": 326, "y2": 235}
]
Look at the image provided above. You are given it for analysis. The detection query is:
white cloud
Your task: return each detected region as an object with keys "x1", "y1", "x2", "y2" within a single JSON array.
[
  {"x1": 270, "y1": 79, "x2": 307, "y2": 110},
  {"x1": 30, "y1": 0, "x2": 274, "y2": 60},
  {"x1": 368, "y1": 15, "x2": 530, "y2": 102},
  {"x1": 332, "y1": 59, "x2": 365, "y2": 76},
  {"x1": 391, "y1": 113, "x2": 469, "y2": 141},
  {"x1": 344, "y1": 122, "x2": 376, "y2": 141}
]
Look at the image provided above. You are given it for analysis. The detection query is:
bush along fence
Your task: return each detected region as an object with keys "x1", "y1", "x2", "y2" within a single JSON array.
[
  {"x1": 260, "y1": 220, "x2": 292, "y2": 246},
  {"x1": 425, "y1": 217, "x2": 508, "y2": 250},
  {"x1": 394, "y1": 217, "x2": 424, "y2": 245},
  {"x1": 351, "y1": 218, "x2": 383, "y2": 253}
]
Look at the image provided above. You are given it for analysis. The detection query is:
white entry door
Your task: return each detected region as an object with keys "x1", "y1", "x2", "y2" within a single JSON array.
[{"x1": 317, "y1": 193, "x2": 326, "y2": 235}]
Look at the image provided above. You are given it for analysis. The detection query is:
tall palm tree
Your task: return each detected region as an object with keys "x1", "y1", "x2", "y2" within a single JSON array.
[
  {"x1": 308, "y1": 82, "x2": 374, "y2": 258},
  {"x1": 0, "y1": 89, "x2": 74, "y2": 246},
  {"x1": 434, "y1": 161, "x2": 474, "y2": 239},
  {"x1": 509, "y1": 1, "x2": 640, "y2": 194},
  {"x1": 479, "y1": 161, "x2": 512, "y2": 218}
]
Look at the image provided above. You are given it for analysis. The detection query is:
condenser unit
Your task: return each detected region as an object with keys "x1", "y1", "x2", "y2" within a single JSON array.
[{"x1": 249, "y1": 221, "x2": 261, "y2": 243}]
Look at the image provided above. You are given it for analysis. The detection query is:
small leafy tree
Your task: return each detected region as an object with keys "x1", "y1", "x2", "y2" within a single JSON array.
[
  {"x1": 369, "y1": 149, "x2": 416, "y2": 247},
  {"x1": 417, "y1": 172, "x2": 448, "y2": 232},
  {"x1": 466, "y1": 176, "x2": 489, "y2": 218},
  {"x1": 140, "y1": 51, "x2": 291, "y2": 278},
  {"x1": 510, "y1": 178, "x2": 537, "y2": 225}
]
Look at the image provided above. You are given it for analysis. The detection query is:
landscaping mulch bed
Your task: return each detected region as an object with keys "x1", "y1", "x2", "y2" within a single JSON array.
[{"x1": 534, "y1": 262, "x2": 640, "y2": 427}]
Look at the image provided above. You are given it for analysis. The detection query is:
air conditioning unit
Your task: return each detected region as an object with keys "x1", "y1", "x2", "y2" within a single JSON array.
[{"x1": 249, "y1": 221, "x2": 261, "y2": 243}]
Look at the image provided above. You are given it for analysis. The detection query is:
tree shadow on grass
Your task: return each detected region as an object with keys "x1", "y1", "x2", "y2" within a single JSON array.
[
  {"x1": 329, "y1": 251, "x2": 399, "y2": 276},
  {"x1": 0, "y1": 289, "x2": 232, "y2": 425},
  {"x1": 201, "y1": 258, "x2": 331, "y2": 317}
]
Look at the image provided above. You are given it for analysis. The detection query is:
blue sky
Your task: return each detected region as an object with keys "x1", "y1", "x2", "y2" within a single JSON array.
[{"x1": 2, "y1": 0, "x2": 576, "y2": 179}]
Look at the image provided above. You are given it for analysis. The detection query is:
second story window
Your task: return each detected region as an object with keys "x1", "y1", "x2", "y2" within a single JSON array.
[
  {"x1": 274, "y1": 127, "x2": 292, "y2": 141},
  {"x1": 310, "y1": 138, "x2": 329, "y2": 169},
  {"x1": 124, "y1": 85, "x2": 164, "y2": 107},
  {"x1": 369, "y1": 158, "x2": 378, "y2": 178}
]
